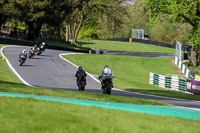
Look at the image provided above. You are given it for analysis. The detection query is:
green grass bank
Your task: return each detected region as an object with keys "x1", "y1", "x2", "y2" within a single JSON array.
[
  {"x1": 39, "y1": 39, "x2": 175, "y2": 54},
  {"x1": 77, "y1": 39, "x2": 175, "y2": 54},
  {"x1": 0, "y1": 96, "x2": 199, "y2": 133}
]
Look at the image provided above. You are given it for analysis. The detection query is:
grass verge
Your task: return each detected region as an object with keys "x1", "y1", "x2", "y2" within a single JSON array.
[
  {"x1": 38, "y1": 39, "x2": 175, "y2": 54},
  {"x1": 0, "y1": 44, "x2": 169, "y2": 106},
  {"x1": 77, "y1": 39, "x2": 175, "y2": 54},
  {"x1": 63, "y1": 54, "x2": 200, "y2": 101},
  {"x1": 0, "y1": 96, "x2": 200, "y2": 133}
]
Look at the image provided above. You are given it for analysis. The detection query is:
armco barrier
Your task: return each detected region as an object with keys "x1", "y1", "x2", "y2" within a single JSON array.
[
  {"x1": 174, "y1": 56, "x2": 200, "y2": 80},
  {"x1": 105, "y1": 38, "x2": 175, "y2": 49},
  {"x1": 89, "y1": 50, "x2": 104, "y2": 54},
  {"x1": 149, "y1": 72, "x2": 187, "y2": 92}
]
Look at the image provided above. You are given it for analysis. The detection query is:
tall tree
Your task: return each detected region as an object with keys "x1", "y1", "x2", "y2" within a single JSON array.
[
  {"x1": 66, "y1": 0, "x2": 131, "y2": 43},
  {"x1": 5, "y1": 0, "x2": 70, "y2": 40}
]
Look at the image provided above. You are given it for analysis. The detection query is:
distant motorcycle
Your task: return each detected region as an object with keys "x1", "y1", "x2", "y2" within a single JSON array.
[
  {"x1": 77, "y1": 76, "x2": 86, "y2": 91},
  {"x1": 37, "y1": 42, "x2": 46, "y2": 55},
  {"x1": 29, "y1": 47, "x2": 35, "y2": 58},
  {"x1": 19, "y1": 53, "x2": 26, "y2": 66}
]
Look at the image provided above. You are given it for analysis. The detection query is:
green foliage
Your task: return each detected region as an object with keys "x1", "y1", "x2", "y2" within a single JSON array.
[
  {"x1": 78, "y1": 25, "x2": 99, "y2": 39},
  {"x1": 3, "y1": 0, "x2": 70, "y2": 39},
  {"x1": 144, "y1": 0, "x2": 200, "y2": 50},
  {"x1": 75, "y1": 0, "x2": 129, "y2": 40},
  {"x1": 190, "y1": 24, "x2": 200, "y2": 54},
  {"x1": 0, "y1": 0, "x2": 8, "y2": 27},
  {"x1": 78, "y1": 15, "x2": 100, "y2": 39},
  {"x1": 149, "y1": 14, "x2": 192, "y2": 44},
  {"x1": 121, "y1": 0, "x2": 149, "y2": 38}
]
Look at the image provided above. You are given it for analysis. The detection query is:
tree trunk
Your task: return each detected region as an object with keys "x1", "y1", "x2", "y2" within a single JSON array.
[
  {"x1": 69, "y1": 24, "x2": 71, "y2": 39},
  {"x1": 73, "y1": 22, "x2": 76, "y2": 43},
  {"x1": 65, "y1": 24, "x2": 69, "y2": 42},
  {"x1": 27, "y1": 22, "x2": 34, "y2": 41},
  {"x1": 73, "y1": 16, "x2": 83, "y2": 44},
  {"x1": 0, "y1": 14, "x2": 7, "y2": 34},
  {"x1": 57, "y1": 25, "x2": 61, "y2": 41},
  {"x1": 191, "y1": 49, "x2": 198, "y2": 66},
  {"x1": 35, "y1": 23, "x2": 42, "y2": 39}
]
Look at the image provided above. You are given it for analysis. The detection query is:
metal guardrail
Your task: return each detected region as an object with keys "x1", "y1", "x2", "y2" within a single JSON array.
[
  {"x1": 105, "y1": 38, "x2": 176, "y2": 49},
  {"x1": 89, "y1": 49, "x2": 104, "y2": 54}
]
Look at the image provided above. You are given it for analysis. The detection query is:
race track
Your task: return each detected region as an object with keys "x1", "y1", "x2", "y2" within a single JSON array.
[{"x1": 2, "y1": 46, "x2": 200, "y2": 110}]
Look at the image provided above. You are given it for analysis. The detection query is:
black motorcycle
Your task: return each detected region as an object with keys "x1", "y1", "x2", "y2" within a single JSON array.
[
  {"x1": 37, "y1": 43, "x2": 46, "y2": 55},
  {"x1": 19, "y1": 53, "x2": 26, "y2": 66},
  {"x1": 77, "y1": 76, "x2": 86, "y2": 91},
  {"x1": 101, "y1": 75, "x2": 113, "y2": 95}
]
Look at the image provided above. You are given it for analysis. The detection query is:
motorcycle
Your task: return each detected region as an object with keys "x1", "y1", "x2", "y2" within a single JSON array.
[
  {"x1": 37, "y1": 43, "x2": 46, "y2": 55},
  {"x1": 77, "y1": 76, "x2": 86, "y2": 91},
  {"x1": 19, "y1": 53, "x2": 26, "y2": 66},
  {"x1": 29, "y1": 48, "x2": 35, "y2": 58},
  {"x1": 101, "y1": 75, "x2": 113, "y2": 95}
]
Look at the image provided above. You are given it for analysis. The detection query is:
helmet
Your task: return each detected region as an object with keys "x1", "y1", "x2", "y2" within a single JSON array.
[
  {"x1": 42, "y1": 42, "x2": 45, "y2": 45},
  {"x1": 79, "y1": 66, "x2": 83, "y2": 70},
  {"x1": 104, "y1": 65, "x2": 109, "y2": 69},
  {"x1": 22, "y1": 49, "x2": 26, "y2": 53}
]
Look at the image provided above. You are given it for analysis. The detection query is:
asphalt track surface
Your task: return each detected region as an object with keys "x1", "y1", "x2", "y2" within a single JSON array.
[{"x1": 2, "y1": 46, "x2": 200, "y2": 110}]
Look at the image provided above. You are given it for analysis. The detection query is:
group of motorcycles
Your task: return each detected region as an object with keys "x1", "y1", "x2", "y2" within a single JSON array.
[
  {"x1": 19, "y1": 42, "x2": 113, "y2": 95},
  {"x1": 19, "y1": 42, "x2": 46, "y2": 66},
  {"x1": 76, "y1": 66, "x2": 114, "y2": 95},
  {"x1": 77, "y1": 74, "x2": 113, "y2": 95},
  {"x1": 29, "y1": 42, "x2": 46, "y2": 58}
]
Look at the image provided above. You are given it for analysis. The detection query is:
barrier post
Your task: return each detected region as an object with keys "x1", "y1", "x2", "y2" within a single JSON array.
[{"x1": 129, "y1": 38, "x2": 132, "y2": 43}]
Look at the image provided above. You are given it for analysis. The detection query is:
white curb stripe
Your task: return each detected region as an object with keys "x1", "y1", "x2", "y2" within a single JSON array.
[
  {"x1": 59, "y1": 53, "x2": 101, "y2": 83},
  {"x1": 175, "y1": 106, "x2": 200, "y2": 111},
  {"x1": 1, "y1": 46, "x2": 34, "y2": 87}
]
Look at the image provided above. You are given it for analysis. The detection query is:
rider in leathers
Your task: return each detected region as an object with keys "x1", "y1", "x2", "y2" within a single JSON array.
[
  {"x1": 19, "y1": 49, "x2": 27, "y2": 60},
  {"x1": 75, "y1": 66, "x2": 87, "y2": 86},
  {"x1": 99, "y1": 65, "x2": 114, "y2": 91}
]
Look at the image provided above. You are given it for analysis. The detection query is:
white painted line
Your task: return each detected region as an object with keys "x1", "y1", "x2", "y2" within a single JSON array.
[
  {"x1": 175, "y1": 106, "x2": 200, "y2": 111},
  {"x1": 1, "y1": 46, "x2": 34, "y2": 87},
  {"x1": 59, "y1": 53, "x2": 101, "y2": 84}
]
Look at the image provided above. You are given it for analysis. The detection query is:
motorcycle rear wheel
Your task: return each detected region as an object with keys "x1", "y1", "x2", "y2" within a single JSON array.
[{"x1": 78, "y1": 81, "x2": 85, "y2": 91}]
